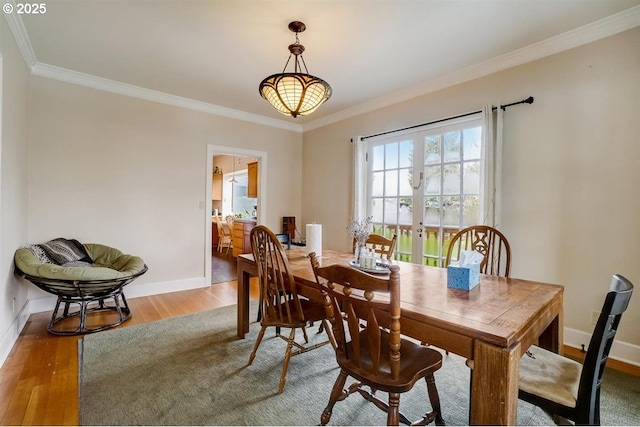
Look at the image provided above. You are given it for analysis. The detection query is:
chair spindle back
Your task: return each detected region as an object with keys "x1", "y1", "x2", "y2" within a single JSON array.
[
  {"x1": 312, "y1": 255, "x2": 401, "y2": 380},
  {"x1": 446, "y1": 225, "x2": 511, "y2": 277},
  {"x1": 250, "y1": 225, "x2": 303, "y2": 327}
]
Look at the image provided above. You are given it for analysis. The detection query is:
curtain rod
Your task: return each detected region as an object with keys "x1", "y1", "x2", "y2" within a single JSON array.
[{"x1": 358, "y1": 96, "x2": 534, "y2": 141}]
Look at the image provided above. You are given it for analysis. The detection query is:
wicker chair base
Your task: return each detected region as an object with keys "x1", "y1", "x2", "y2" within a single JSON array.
[{"x1": 48, "y1": 289, "x2": 131, "y2": 336}]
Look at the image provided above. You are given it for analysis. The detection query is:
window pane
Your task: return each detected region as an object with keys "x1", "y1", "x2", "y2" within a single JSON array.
[
  {"x1": 385, "y1": 142, "x2": 399, "y2": 169},
  {"x1": 462, "y1": 195, "x2": 480, "y2": 226},
  {"x1": 399, "y1": 140, "x2": 413, "y2": 168},
  {"x1": 383, "y1": 198, "x2": 398, "y2": 223},
  {"x1": 371, "y1": 171, "x2": 384, "y2": 197},
  {"x1": 424, "y1": 166, "x2": 441, "y2": 195},
  {"x1": 443, "y1": 130, "x2": 461, "y2": 162},
  {"x1": 424, "y1": 135, "x2": 441, "y2": 164},
  {"x1": 463, "y1": 126, "x2": 482, "y2": 160},
  {"x1": 443, "y1": 164, "x2": 461, "y2": 194},
  {"x1": 398, "y1": 168, "x2": 412, "y2": 196},
  {"x1": 371, "y1": 145, "x2": 384, "y2": 171},
  {"x1": 399, "y1": 197, "x2": 412, "y2": 226},
  {"x1": 371, "y1": 198, "x2": 383, "y2": 223},
  {"x1": 423, "y1": 196, "x2": 441, "y2": 226},
  {"x1": 463, "y1": 161, "x2": 480, "y2": 194},
  {"x1": 385, "y1": 170, "x2": 398, "y2": 197},
  {"x1": 442, "y1": 196, "x2": 460, "y2": 227}
]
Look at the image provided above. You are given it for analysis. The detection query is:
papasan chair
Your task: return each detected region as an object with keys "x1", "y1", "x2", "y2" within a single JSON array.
[{"x1": 14, "y1": 238, "x2": 148, "y2": 335}]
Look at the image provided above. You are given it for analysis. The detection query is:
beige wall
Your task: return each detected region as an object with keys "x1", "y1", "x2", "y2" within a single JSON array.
[
  {"x1": 302, "y1": 28, "x2": 640, "y2": 348},
  {"x1": 0, "y1": 17, "x2": 31, "y2": 357},
  {"x1": 1, "y1": 19, "x2": 638, "y2": 365},
  {"x1": 27, "y1": 77, "x2": 302, "y2": 294}
]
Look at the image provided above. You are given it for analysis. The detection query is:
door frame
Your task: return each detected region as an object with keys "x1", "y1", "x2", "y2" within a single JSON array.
[{"x1": 205, "y1": 144, "x2": 268, "y2": 285}]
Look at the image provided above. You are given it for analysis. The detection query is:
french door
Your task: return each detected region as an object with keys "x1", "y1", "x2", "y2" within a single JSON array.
[{"x1": 366, "y1": 115, "x2": 483, "y2": 266}]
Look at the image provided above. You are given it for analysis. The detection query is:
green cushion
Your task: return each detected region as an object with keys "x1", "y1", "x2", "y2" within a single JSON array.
[{"x1": 15, "y1": 243, "x2": 146, "y2": 281}]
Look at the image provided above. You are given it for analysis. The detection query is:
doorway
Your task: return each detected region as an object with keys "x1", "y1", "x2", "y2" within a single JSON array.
[{"x1": 205, "y1": 145, "x2": 267, "y2": 286}]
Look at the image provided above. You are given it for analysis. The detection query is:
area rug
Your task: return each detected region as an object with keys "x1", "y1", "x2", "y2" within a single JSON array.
[{"x1": 78, "y1": 304, "x2": 640, "y2": 426}]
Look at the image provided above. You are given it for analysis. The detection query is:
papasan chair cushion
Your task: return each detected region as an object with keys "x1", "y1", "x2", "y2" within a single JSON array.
[
  {"x1": 15, "y1": 241, "x2": 146, "y2": 281},
  {"x1": 14, "y1": 238, "x2": 147, "y2": 335}
]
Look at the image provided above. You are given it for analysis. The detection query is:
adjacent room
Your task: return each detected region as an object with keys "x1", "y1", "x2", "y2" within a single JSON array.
[{"x1": 1, "y1": 1, "x2": 639, "y2": 425}]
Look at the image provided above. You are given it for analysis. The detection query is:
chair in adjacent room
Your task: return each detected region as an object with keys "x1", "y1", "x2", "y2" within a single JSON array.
[
  {"x1": 214, "y1": 216, "x2": 232, "y2": 254},
  {"x1": 248, "y1": 225, "x2": 335, "y2": 394},
  {"x1": 353, "y1": 233, "x2": 398, "y2": 259},
  {"x1": 310, "y1": 253, "x2": 444, "y2": 426},
  {"x1": 518, "y1": 274, "x2": 633, "y2": 425},
  {"x1": 445, "y1": 225, "x2": 511, "y2": 277},
  {"x1": 224, "y1": 215, "x2": 235, "y2": 234}
]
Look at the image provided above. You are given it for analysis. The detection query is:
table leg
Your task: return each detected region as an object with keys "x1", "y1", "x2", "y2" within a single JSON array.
[
  {"x1": 236, "y1": 263, "x2": 251, "y2": 338},
  {"x1": 470, "y1": 340, "x2": 520, "y2": 425},
  {"x1": 538, "y1": 307, "x2": 564, "y2": 355}
]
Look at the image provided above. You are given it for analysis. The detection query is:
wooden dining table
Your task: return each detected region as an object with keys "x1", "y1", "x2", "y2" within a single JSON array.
[{"x1": 236, "y1": 249, "x2": 563, "y2": 426}]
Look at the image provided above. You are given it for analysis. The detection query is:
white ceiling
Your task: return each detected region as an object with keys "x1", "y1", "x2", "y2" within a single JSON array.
[{"x1": 12, "y1": 0, "x2": 640, "y2": 131}]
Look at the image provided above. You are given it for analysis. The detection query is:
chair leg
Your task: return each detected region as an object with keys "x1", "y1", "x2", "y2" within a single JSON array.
[
  {"x1": 321, "y1": 370, "x2": 349, "y2": 425},
  {"x1": 387, "y1": 392, "x2": 401, "y2": 426},
  {"x1": 425, "y1": 374, "x2": 444, "y2": 425},
  {"x1": 248, "y1": 325, "x2": 266, "y2": 366},
  {"x1": 278, "y1": 328, "x2": 296, "y2": 394}
]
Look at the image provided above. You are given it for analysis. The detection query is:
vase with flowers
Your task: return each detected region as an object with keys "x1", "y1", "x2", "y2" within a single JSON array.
[{"x1": 347, "y1": 216, "x2": 373, "y2": 263}]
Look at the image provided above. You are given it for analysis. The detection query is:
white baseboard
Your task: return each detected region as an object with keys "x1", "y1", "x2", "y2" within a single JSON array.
[
  {"x1": 124, "y1": 277, "x2": 208, "y2": 299},
  {"x1": 0, "y1": 301, "x2": 30, "y2": 368},
  {"x1": 564, "y1": 326, "x2": 640, "y2": 367}
]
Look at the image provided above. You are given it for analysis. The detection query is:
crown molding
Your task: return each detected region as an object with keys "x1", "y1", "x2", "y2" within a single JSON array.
[
  {"x1": 302, "y1": 4, "x2": 640, "y2": 132},
  {"x1": 5, "y1": 7, "x2": 302, "y2": 132},
  {"x1": 2, "y1": 0, "x2": 37, "y2": 68},
  {"x1": 30, "y1": 63, "x2": 302, "y2": 132},
  {"x1": 5, "y1": 4, "x2": 639, "y2": 134}
]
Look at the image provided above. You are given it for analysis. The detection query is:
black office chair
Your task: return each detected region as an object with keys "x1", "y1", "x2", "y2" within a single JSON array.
[{"x1": 518, "y1": 274, "x2": 633, "y2": 425}]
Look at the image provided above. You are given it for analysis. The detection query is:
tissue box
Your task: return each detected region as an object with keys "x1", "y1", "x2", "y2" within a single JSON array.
[{"x1": 447, "y1": 263, "x2": 480, "y2": 290}]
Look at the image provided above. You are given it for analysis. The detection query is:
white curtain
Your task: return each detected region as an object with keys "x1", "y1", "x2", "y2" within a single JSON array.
[
  {"x1": 352, "y1": 135, "x2": 367, "y2": 221},
  {"x1": 480, "y1": 104, "x2": 503, "y2": 227}
]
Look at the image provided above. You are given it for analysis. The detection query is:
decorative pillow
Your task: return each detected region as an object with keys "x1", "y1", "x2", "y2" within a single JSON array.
[
  {"x1": 35, "y1": 238, "x2": 93, "y2": 265},
  {"x1": 25, "y1": 244, "x2": 54, "y2": 264}
]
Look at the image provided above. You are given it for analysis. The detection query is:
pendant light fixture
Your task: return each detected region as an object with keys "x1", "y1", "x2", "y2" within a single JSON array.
[
  {"x1": 259, "y1": 21, "x2": 332, "y2": 118},
  {"x1": 228, "y1": 156, "x2": 238, "y2": 184}
]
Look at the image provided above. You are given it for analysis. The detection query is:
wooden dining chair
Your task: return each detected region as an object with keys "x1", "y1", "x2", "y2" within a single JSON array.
[
  {"x1": 310, "y1": 252, "x2": 444, "y2": 426},
  {"x1": 214, "y1": 216, "x2": 233, "y2": 254},
  {"x1": 248, "y1": 225, "x2": 335, "y2": 394},
  {"x1": 445, "y1": 225, "x2": 511, "y2": 277},
  {"x1": 447, "y1": 226, "x2": 512, "y2": 394},
  {"x1": 224, "y1": 215, "x2": 234, "y2": 235},
  {"x1": 353, "y1": 233, "x2": 398, "y2": 259},
  {"x1": 518, "y1": 274, "x2": 633, "y2": 425}
]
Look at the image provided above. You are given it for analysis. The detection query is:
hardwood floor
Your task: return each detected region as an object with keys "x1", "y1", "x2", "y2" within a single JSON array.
[
  {"x1": 0, "y1": 280, "x2": 259, "y2": 426},
  {"x1": 1, "y1": 277, "x2": 637, "y2": 426},
  {"x1": 211, "y1": 250, "x2": 237, "y2": 284}
]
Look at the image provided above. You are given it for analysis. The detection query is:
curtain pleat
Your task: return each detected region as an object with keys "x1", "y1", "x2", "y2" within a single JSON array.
[
  {"x1": 481, "y1": 105, "x2": 503, "y2": 227},
  {"x1": 352, "y1": 135, "x2": 367, "y2": 221}
]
